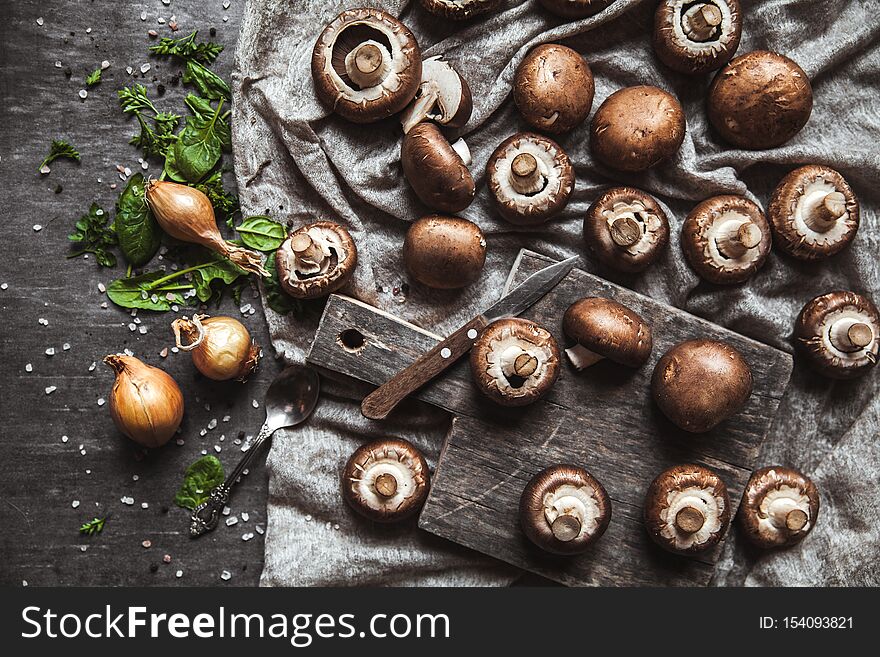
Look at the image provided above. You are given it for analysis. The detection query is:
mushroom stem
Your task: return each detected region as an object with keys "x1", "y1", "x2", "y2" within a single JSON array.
[
  {"x1": 374, "y1": 472, "x2": 399, "y2": 498},
  {"x1": 683, "y1": 3, "x2": 723, "y2": 42},
  {"x1": 400, "y1": 80, "x2": 441, "y2": 134},
  {"x1": 509, "y1": 153, "x2": 544, "y2": 195},
  {"x1": 675, "y1": 506, "x2": 705, "y2": 534},
  {"x1": 564, "y1": 344, "x2": 604, "y2": 370},
  {"x1": 828, "y1": 318, "x2": 874, "y2": 352},
  {"x1": 716, "y1": 219, "x2": 762, "y2": 259},
  {"x1": 609, "y1": 213, "x2": 643, "y2": 247},
  {"x1": 290, "y1": 232, "x2": 326, "y2": 267},
  {"x1": 785, "y1": 509, "x2": 809, "y2": 532},
  {"x1": 804, "y1": 191, "x2": 847, "y2": 232},
  {"x1": 550, "y1": 514, "x2": 582, "y2": 542},
  {"x1": 344, "y1": 41, "x2": 391, "y2": 88},
  {"x1": 513, "y1": 352, "x2": 539, "y2": 377},
  {"x1": 766, "y1": 496, "x2": 808, "y2": 531},
  {"x1": 450, "y1": 138, "x2": 472, "y2": 166}
]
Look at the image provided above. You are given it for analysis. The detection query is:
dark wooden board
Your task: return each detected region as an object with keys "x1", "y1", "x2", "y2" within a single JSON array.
[{"x1": 307, "y1": 250, "x2": 793, "y2": 586}]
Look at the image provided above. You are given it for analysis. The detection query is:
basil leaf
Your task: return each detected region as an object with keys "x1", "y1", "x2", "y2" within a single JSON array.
[
  {"x1": 183, "y1": 59, "x2": 231, "y2": 101},
  {"x1": 235, "y1": 216, "x2": 286, "y2": 252},
  {"x1": 172, "y1": 105, "x2": 224, "y2": 182},
  {"x1": 106, "y1": 271, "x2": 187, "y2": 311},
  {"x1": 190, "y1": 256, "x2": 246, "y2": 302},
  {"x1": 263, "y1": 252, "x2": 300, "y2": 316},
  {"x1": 174, "y1": 455, "x2": 225, "y2": 510},
  {"x1": 115, "y1": 174, "x2": 162, "y2": 266}
]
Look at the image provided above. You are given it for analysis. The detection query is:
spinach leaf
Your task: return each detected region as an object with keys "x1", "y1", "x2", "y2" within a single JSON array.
[
  {"x1": 190, "y1": 255, "x2": 246, "y2": 302},
  {"x1": 172, "y1": 99, "x2": 225, "y2": 182},
  {"x1": 174, "y1": 455, "x2": 225, "y2": 510},
  {"x1": 235, "y1": 216, "x2": 286, "y2": 252},
  {"x1": 183, "y1": 59, "x2": 231, "y2": 101},
  {"x1": 115, "y1": 174, "x2": 161, "y2": 266},
  {"x1": 161, "y1": 145, "x2": 189, "y2": 183},
  {"x1": 68, "y1": 203, "x2": 117, "y2": 267},
  {"x1": 106, "y1": 271, "x2": 187, "y2": 311},
  {"x1": 264, "y1": 252, "x2": 301, "y2": 316},
  {"x1": 184, "y1": 94, "x2": 231, "y2": 151}
]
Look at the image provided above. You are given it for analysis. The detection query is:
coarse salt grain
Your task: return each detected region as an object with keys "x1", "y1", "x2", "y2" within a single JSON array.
[
  {"x1": 140, "y1": 63, "x2": 151, "y2": 74},
  {"x1": 86, "y1": 27, "x2": 92, "y2": 34},
  {"x1": 126, "y1": 66, "x2": 133, "y2": 75},
  {"x1": 175, "y1": 570, "x2": 183, "y2": 578},
  {"x1": 45, "y1": 348, "x2": 55, "y2": 356},
  {"x1": 160, "y1": 348, "x2": 168, "y2": 358},
  {"x1": 61, "y1": 435, "x2": 68, "y2": 443},
  {"x1": 255, "y1": 525, "x2": 264, "y2": 535},
  {"x1": 121, "y1": 496, "x2": 134, "y2": 505},
  {"x1": 163, "y1": 554, "x2": 172, "y2": 563},
  {"x1": 176, "y1": 438, "x2": 185, "y2": 446},
  {"x1": 221, "y1": 570, "x2": 232, "y2": 581},
  {"x1": 140, "y1": 11, "x2": 147, "y2": 20},
  {"x1": 214, "y1": 445, "x2": 221, "y2": 453},
  {"x1": 98, "y1": 282, "x2": 106, "y2": 293},
  {"x1": 252, "y1": 399, "x2": 259, "y2": 408},
  {"x1": 142, "y1": 540, "x2": 151, "y2": 548},
  {"x1": 138, "y1": 326, "x2": 148, "y2": 334},
  {"x1": 45, "y1": 386, "x2": 57, "y2": 395},
  {"x1": 40, "y1": 165, "x2": 51, "y2": 174},
  {"x1": 222, "y1": 415, "x2": 231, "y2": 423},
  {"x1": 222, "y1": 507, "x2": 231, "y2": 516},
  {"x1": 88, "y1": 362, "x2": 96, "y2": 371},
  {"x1": 33, "y1": 224, "x2": 43, "y2": 232},
  {"x1": 97, "y1": 398, "x2": 105, "y2": 406},
  {"x1": 71, "y1": 500, "x2": 80, "y2": 508},
  {"x1": 25, "y1": 364, "x2": 33, "y2": 372},
  {"x1": 241, "y1": 512, "x2": 249, "y2": 522},
  {"x1": 54, "y1": 61, "x2": 62, "y2": 68},
  {"x1": 141, "y1": 502, "x2": 149, "y2": 509},
  {"x1": 242, "y1": 533, "x2": 254, "y2": 541},
  {"x1": 79, "y1": 90, "x2": 88, "y2": 99},
  {"x1": 128, "y1": 323, "x2": 137, "y2": 331},
  {"x1": 101, "y1": 60, "x2": 110, "y2": 70},
  {"x1": 225, "y1": 516, "x2": 238, "y2": 526},
  {"x1": 207, "y1": 418, "x2": 218, "y2": 430},
  {"x1": 62, "y1": 343, "x2": 70, "y2": 351},
  {"x1": 36, "y1": 17, "x2": 44, "y2": 26}
]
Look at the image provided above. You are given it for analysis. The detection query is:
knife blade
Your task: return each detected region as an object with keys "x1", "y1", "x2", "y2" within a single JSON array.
[{"x1": 360, "y1": 256, "x2": 578, "y2": 420}]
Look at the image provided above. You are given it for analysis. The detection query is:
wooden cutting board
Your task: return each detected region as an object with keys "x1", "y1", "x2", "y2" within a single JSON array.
[{"x1": 306, "y1": 250, "x2": 793, "y2": 586}]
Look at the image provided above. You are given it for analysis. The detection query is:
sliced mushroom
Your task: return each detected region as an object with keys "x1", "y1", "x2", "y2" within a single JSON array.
[
  {"x1": 653, "y1": 0, "x2": 742, "y2": 74},
  {"x1": 513, "y1": 44, "x2": 594, "y2": 134},
  {"x1": 401, "y1": 122, "x2": 476, "y2": 213},
  {"x1": 538, "y1": 0, "x2": 616, "y2": 18},
  {"x1": 590, "y1": 85, "x2": 686, "y2": 172},
  {"x1": 486, "y1": 132, "x2": 575, "y2": 225},
  {"x1": 584, "y1": 187, "x2": 670, "y2": 273},
  {"x1": 708, "y1": 50, "x2": 813, "y2": 149},
  {"x1": 739, "y1": 466, "x2": 819, "y2": 549},
  {"x1": 795, "y1": 291, "x2": 879, "y2": 379},
  {"x1": 563, "y1": 297, "x2": 652, "y2": 369},
  {"x1": 341, "y1": 438, "x2": 430, "y2": 523},
  {"x1": 652, "y1": 339, "x2": 752, "y2": 433},
  {"x1": 470, "y1": 318, "x2": 560, "y2": 406},
  {"x1": 520, "y1": 465, "x2": 612, "y2": 555},
  {"x1": 403, "y1": 214, "x2": 487, "y2": 289},
  {"x1": 311, "y1": 8, "x2": 422, "y2": 124},
  {"x1": 644, "y1": 464, "x2": 730, "y2": 554},
  {"x1": 275, "y1": 222, "x2": 357, "y2": 300},
  {"x1": 768, "y1": 165, "x2": 860, "y2": 261},
  {"x1": 681, "y1": 195, "x2": 771, "y2": 285},
  {"x1": 419, "y1": 0, "x2": 502, "y2": 20},
  {"x1": 400, "y1": 56, "x2": 472, "y2": 134}
]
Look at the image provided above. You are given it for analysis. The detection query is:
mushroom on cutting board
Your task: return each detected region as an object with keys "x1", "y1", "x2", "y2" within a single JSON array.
[
  {"x1": 653, "y1": 0, "x2": 742, "y2": 74},
  {"x1": 486, "y1": 132, "x2": 575, "y2": 225},
  {"x1": 739, "y1": 466, "x2": 820, "y2": 549},
  {"x1": 419, "y1": 0, "x2": 502, "y2": 20},
  {"x1": 538, "y1": 0, "x2": 616, "y2": 18},
  {"x1": 644, "y1": 464, "x2": 731, "y2": 554},
  {"x1": 590, "y1": 85, "x2": 686, "y2": 172},
  {"x1": 341, "y1": 438, "x2": 430, "y2": 522},
  {"x1": 708, "y1": 50, "x2": 813, "y2": 149},
  {"x1": 311, "y1": 8, "x2": 422, "y2": 124},
  {"x1": 768, "y1": 165, "x2": 860, "y2": 261},
  {"x1": 403, "y1": 215, "x2": 487, "y2": 289},
  {"x1": 513, "y1": 44, "x2": 594, "y2": 134},
  {"x1": 584, "y1": 187, "x2": 670, "y2": 273},
  {"x1": 652, "y1": 339, "x2": 752, "y2": 433},
  {"x1": 519, "y1": 465, "x2": 612, "y2": 555},
  {"x1": 681, "y1": 195, "x2": 772, "y2": 285},
  {"x1": 400, "y1": 56, "x2": 472, "y2": 134},
  {"x1": 470, "y1": 318, "x2": 560, "y2": 406},
  {"x1": 795, "y1": 291, "x2": 879, "y2": 379},
  {"x1": 401, "y1": 122, "x2": 476, "y2": 213},
  {"x1": 275, "y1": 222, "x2": 357, "y2": 300},
  {"x1": 563, "y1": 297, "x2": 653, "y2": 369}
]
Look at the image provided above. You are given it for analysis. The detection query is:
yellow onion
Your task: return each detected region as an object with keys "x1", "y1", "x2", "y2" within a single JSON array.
[
  {"x1": 104, "y1": 354, "x2": 184, "y2": 448},
  {"x1": 145, "y1": 180, "x2": 269, "y2": 277},
  {"x1": 171, "y1": 314, "x2": 260, "y2": 381}
]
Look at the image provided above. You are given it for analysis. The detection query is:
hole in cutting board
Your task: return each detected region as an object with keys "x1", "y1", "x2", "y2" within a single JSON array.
[{"x1": 338, "y1": 328, "x2": 366, "y2": 353}]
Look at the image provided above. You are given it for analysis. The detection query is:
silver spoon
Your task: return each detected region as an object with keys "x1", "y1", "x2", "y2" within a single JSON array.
[{"x1": 190, "y1": 365, "x2": 320, "y2": 537}]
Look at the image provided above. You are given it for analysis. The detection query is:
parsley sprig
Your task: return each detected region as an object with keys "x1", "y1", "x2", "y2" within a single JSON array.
[
  {"x1": 68, "y1": 203, "x2": 118, "y2": 267},
  {"x1": 39, "y1": 139, "x2": 81, "y2": 172},
  {"x1": 85, "y1": 68, "x2": 102, "y2": 87},
  {"x1": 118, "y1": 84, "x2": 180, "y2": 158},
  {"x1": 79, "y1": 516, "x2": 108, "y2": 536},
  {"x1": 149, "y1": 30, "x2": 224, "y2": 65}
]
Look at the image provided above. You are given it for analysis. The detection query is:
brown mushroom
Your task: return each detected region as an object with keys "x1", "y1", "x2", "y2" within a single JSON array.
[
  {"x1": 403, "y1": 215, "x2": 487, "y2": 289},
  {"x1": 768, "y1": 165, "x2": 860, "y2": 261},
  {"x1": 584, "y1": 187, "x2": 670, "y2": 273},
  {"x1": 470, "y1": 318, "x2": 560, "y2": 406},
  {"x1": 708, "y1": 50, "x2": 813, "y2": 149},
  {"x1": 681, "y1": 195, "x2": 772, "y2": 285},
  {"x1": 519, "y1": 465, "x2": 612, "y2": 555},
  {"x1": 590, "y1": 86, "x2": 686, "y2": 172},
  {"x1": 401, "y1": 122, "x2": 476, "y2": 213},
  {"x1": 795, "y1": 291, "x2": 879, "y2": 379},
  {"x1": 563, "y1": 297, "x2": 653, "y2": 369},
  {"x1": 513, "y1": 44, "x2": 594, "y2": 134},
  {"x1": 486, "y1": 132, "x2": 575, "y2": 225},
  {"x1": 739, "y1": 466, "x2": 820, "y2": 549},
  {"x1": 311, "y1": 8, "x2": 422, "y2": 124},
  {"x1": 538, "y1": 0, "x2": 616, "y2": 18},
  {"x1": 275, "y1": 222, "x2": 357, "y2": 300},
  {"x1": 400, "y1": 56, "x2": 473, "y2": 134},
  {"x1": 652, "y1": 339, "x2": 752, "y2": 433},
  {"x1": 653, "y1": 0, "x2": 742, "y2": 74},
  {"x1": 341, "y1": 438, "x2": 430, "y2": 523},
  {"x1": 419, "y1": 0, "x2": 502, "y2": 20},
  {"x1": 644, "y1": 464, "x2": 731, "y2": 554}
]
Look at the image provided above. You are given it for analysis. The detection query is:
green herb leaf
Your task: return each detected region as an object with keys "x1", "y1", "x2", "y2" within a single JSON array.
[
  {"x1": 235, "y1": 216, "x2": 286, "y2": 252},
  {"x1": 106, "y1": 270, "x2": 186, "y2": 310},
  {"x1": 68, "y1": 203, "x2": 117, "y2": 267},
  {"x1": 172, "y1": 99, "x2": 225, "y2": 182},
  {"x1": 190, "y1": 254, "x2": 247, "y2": 303},
  {"x1": 183, "y1": 59, "x2": 231, "y2": 101},
  {"x1": 85, "y1": 68, "x2": 102, "y2": 87},
  {"x1": 119, "y1": 85, "x2": 180, "y2": 159},
  {"x1": 174, "y1": 455, "x2": 225, "y2": 510},
  {"x1": 39, "y1": 139, "x2": 81, "y2": 172},
  {"x1": 264, "y1": 252, "x2": 301, "y2": 316},
  {"x1": 79, "y1": 516, "x2": 108, "y2": 536},
  {"x1": 149, "y1": 31, "x2": 224, "y2": 65},
  {"x1": 115, "y1": 174, "x2": 162, "y2": 266},
  {"x1": 194, "y1": 169, "x2": 239, "y2": 227},
  {"x1": 184, "y1": 94, "x2": 231, "y2": 151}
]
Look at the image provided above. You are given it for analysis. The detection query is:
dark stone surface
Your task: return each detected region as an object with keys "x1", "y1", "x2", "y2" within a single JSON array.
[{"x1": 0, "y1": 1, "x2": 284, "y2": 586}]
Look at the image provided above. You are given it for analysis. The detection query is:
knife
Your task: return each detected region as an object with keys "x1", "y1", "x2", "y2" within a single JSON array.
[{"x1": 360, "y1": 256, "x2": 578, "y2": 420}]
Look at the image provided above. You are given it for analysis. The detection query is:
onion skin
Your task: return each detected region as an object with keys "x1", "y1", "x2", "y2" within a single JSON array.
[
  {"x1": 172, "y1": 314, "x2": 260, "y2": 382},
  {"x1": 104, "y1": 354, "x2": 184, "y2": 448}
]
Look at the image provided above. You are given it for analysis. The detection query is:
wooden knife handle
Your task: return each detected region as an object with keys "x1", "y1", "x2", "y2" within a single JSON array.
[{"x1": 361, "y1": 315, "x2": 488, "y2": 420}]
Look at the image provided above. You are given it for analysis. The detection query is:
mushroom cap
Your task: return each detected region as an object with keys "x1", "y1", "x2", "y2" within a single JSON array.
[
  {"x1": 486, "y1": 132, "x2": 575, "y2": 225},
  {"x1": 341, "y1": 438, "x2": 430, "y2": 523},
  {"x1": 644, "y1": 464, "x2": 731, "y2": 554},
  {"x1": 708, "y1": 50, "x2": 813, "y2": 149},
  {"x1": 419, "y1": 0, "x2": 502, "y2": 20},
  {"x1": 563, "y1": 297, "x2": 653, "y2": 368},
  {"x1": 401, "y1": 122, "x2": 476, "y2": 213},
  {"x1": 275, "y1": 221, "x2": 357, "y2": 300},
  {"x1": 400, "y1": 56, "x2": 473, "y2": 133},
  {"x1": 681, "y1": 195, "x2": 772, "y2": 285},
  {"x1": 403, "y1": 214, "x2": 487, "y2": 289},
  {"x1": 538, "y1": 0, "x2": 617, "y2": 18},
  {"x1": 651, "y1": 339, "x2": 753, "y2": 433},
  {"x1": 768, "y1": 165, "x2": 860, "y2": 261},
  {"x1": 311, "y1": 8, "x2": 422, "y2": 124},
  {"x1": 653, "y1": 0, "x2": 742, "y2": 75},
  {"x1": 795, "y1": 290, "x2": 880, "y2": 379},
  {"x1": 470, "y1": 317, "x2": 561, "y2": 407},
  {"x1": 519, "y1": 465, "x2": 612, "y2": 555},
  {"x1": 513, "y1": 44, "x2": 595, "y2": 134},
  {"x1": 590, "y1": 85, "x2": 686, "y2": 172},
  {"x1": 739, "y1": 466, "x2": 820, "y2": 549},
  {"x1": 584, "y1": 187, "x2": 671, "y2": 273}
]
